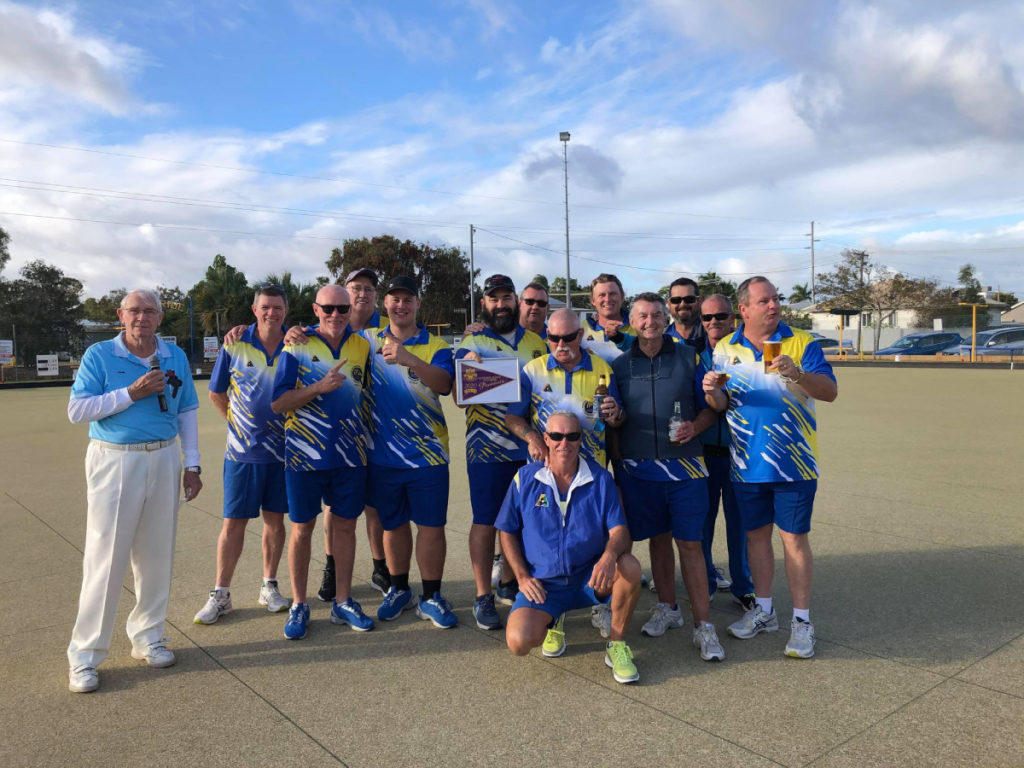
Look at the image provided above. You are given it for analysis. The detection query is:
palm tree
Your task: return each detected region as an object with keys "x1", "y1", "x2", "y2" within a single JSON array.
[
  {"x1": 192, "y1": 254, "x2": 250, "y2": 336},
  {"x1": 788, "y1": 283, "x2": 812, "y2": 303},
  {"x1": 261, "y1": 272, "x2": 318, "y2": 324}
]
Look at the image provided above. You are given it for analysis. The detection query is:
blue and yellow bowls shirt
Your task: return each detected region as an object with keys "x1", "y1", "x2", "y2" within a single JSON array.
[
  {"x1": 456, "y1": 326, "x2": 547, "y2": 464},
  {"x1": 580, "y1": 314, "x2": 635, "y2": 364},
  {"x1": 365, "y1": 325, "x2": 455, "y2": 468},
  {"x1": 508, "y1": 349, "x2": 621, "y2": 467},
  {"x1": 272, "y1": 328, "x2": 371, "y2": 472},
  {"x1": 209, "y1": 324, "x2": 286, "y2": 464},
  {"x1": 714, "y1": 322, "x2": 836, "y2": 483}
]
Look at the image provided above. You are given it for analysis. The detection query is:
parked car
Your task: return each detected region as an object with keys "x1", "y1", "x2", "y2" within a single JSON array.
[
  {"x1": 808, "y1": 332, "x2": 854, "y2": 350},
  {"x1": 873, "y1": 332, "x2": 963, "y2": 356},
  {"x1": 957, "y1": 327, "x2": 1024, "y2": 357}
]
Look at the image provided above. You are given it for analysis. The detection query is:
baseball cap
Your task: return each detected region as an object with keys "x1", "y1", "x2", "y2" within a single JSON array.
[
  {"x1": 385, "y1": 275, "x2": 419, "y2": 297},
  {"x1": 483, "y1": 274, "x2": 515, "y2": 296},
  {"x1": 344, "y1": 267, "x2": 377, "y2": 286}
]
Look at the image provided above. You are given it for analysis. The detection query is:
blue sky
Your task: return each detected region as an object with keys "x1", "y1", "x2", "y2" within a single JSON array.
[{"x1": 2, "y1": 0, "x2": 1023, "y2": 301}]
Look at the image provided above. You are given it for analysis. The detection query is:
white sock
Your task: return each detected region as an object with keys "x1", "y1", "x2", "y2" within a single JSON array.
[
  {"x1": 793, "y1": 608, "x2": 810, "y2": 623},
  {"x1": 755, "y1": 596, "x2": 773, "y2": 614},
  {"x1": 263, "y1": 577, "x2": 276, "y2": 585},
  {"x1": 214, "y1": 585, "x2": 229, "y2": 594}
]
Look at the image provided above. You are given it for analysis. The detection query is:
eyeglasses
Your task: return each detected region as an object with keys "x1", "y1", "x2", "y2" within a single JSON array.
[
  {"x1": 668, "y1": 295, "x2": 699, "y2": 305},
  {"x1": 122, "y1": 308, "x2": 160, "y2": 317},
  {"x1": 522, "y1": 298, "x2": 549, "y2": 307},
  {"x1": 546, "y1": 431, "x2": 582, "y2": 442},
  {"x1": 701, "y1": 312, "x2": 732, "y2": 322},
  {"x1": 256, "y1": 282, "x2": 284, "y2": 292},
  {"x1": 547, "y1": 330, "x2": 581, "y2": 344},
  {"x1": 347, "y1": 284, "x2": 375, "y2": 294},
  {"x1": 315, "y1": 303, "x2": 351, "y2": 315}
]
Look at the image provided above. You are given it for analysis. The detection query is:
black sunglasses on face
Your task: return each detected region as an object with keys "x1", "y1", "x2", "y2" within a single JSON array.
[
  {"x1": 522, "y1": 298, "x2": 549, "y2": 307},
  {"x1": 701, "y1": 312, "x2": 731, "y2": 322},
  {"x1": 546, "y1": 431, "x2": 582, "y2": 442},
  {"x1": 316, "y1": 303, "x2": 351, "y2": 315},
  {"x1": 669, "y1": 295, "x2": 699, "y2": 305},
  {"x1": 548, "y1": 330, "x2": 581, "y2": 344}
]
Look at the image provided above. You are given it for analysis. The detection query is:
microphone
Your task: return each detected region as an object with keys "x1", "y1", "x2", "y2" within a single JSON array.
[{"x1": 149, "y1": 355, "x2": 168, "y2": 412}]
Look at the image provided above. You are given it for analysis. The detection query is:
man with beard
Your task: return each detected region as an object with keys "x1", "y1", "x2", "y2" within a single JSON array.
[
  {"x1": 456, "y1": 275, "x2": 547, "y2": 629},
  {"x1": 667, "y1": 277, "x2": 708, "y2": 353}
]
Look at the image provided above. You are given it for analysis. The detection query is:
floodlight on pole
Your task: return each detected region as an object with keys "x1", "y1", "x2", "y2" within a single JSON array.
[{"x1": 560, "y1": 131, "x2": 571, "y2": 309}]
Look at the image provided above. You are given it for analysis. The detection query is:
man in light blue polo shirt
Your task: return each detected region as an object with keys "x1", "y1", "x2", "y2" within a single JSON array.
[{"x1": 67, "y1": 289, "x2": 201, "y2": 694}]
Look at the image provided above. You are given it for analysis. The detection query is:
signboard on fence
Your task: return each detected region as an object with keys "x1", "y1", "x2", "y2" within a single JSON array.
[
  {"x1": 36, "y1": 355, "x2": 59, "y2": 376},
  {"x1": 204, "y1": 336, "x2": 220, "y2": 361},
  {"x1": 0, "y1": 340, "x2": 12, "y2": 366},
  {"x1": 159, "y1": 335, "x2": 177, "y2": 346}
]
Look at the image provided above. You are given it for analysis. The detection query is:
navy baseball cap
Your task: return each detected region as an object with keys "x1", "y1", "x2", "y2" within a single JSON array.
[
  {"x1": 484, "y1": 274, "x2": 515, "y2": 296},
  {"x1": 385, "y1": 275, "x2": 419, "y2": 297}
]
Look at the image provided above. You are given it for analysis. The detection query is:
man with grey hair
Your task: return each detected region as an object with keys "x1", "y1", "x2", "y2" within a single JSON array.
[
  {"x1": 612, "y1": 292, "x2": 726, "y2": 661},
  {"x1": 67, "y1": 289, "x2": 202, "y2": 693}
]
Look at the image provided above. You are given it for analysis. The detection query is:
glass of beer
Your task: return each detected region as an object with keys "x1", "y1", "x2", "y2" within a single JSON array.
[
  {"x1": 763, "y1": 340, "x2": 782, "y2": 372},
  {"x1": 712, "y1": 354, "x2": 731, "y2": 387}
]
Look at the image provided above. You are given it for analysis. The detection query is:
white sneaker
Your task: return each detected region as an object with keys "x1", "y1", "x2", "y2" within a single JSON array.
[
  {"x1": 490, "y1": 555, "x2": 503, "y2": 589},
  {"x1": 258, "y1": 581, "x2": 289, "y2": 613},
  {"x1": 693, "y1": 621, "x2": 726, "y2": 662},
  {"x1": 641, "y1": 602, "x2": 684, "y2": 637},
  {"x1": 785, "y1": 618, "x2": 815, "y2": 658},
  {"x1": 590, "y1": 603, "x2": 611, "y2": 639},
  {"x1": 194, "y1": 589, "x2": 232, "y2": 624},
  {"x1": 131, "y1": 639, "x2": 175, "y2": 668},
  {"x1": 727, "y1": 605, "x2": 779, "y2": 639},
  {"x1": 714, "y1": 565, "x2": 732, "y2": 592},
  {"x1": 69, "y1": 665, "x2": 99, "y2": 693}
]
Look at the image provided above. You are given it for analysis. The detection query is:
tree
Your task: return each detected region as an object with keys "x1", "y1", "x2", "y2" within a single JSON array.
[
  {"x1": 788, "y1": 283, "x2": 811, "y2": 304},
  {"x1": 548, "y1": 276, "x2": 586, "y2": 308},
  {"x1": 816, "y1": 250, "x2": 934, "y2": 352},
  {"x1": 697, "y1": 272, "x2": 737, "y2": 301},
  {"x1": 992, "y1": 291, "x2": 1018, "y2": 305},
  {"x1": 189, "y1": 254, "x2": 251, "y2": 337},
  {"x1": 263, "y1": 272, "x2": 318, "y2": 325},
  {"x1": 530, "y1": 274, "x2": 550, "y2": 290},
  {"x1": 915, "y1": 263, "x2": 995, "y2": 330},
  {"x1": 83, "y1": 288, "x2": 127, "y2": 323},
  {"x1": 0, "y1": 226, "x2": 9, "y2": 276},
  {"x1": 0, "y1": 259, "x2": 85, "y2": 363}
]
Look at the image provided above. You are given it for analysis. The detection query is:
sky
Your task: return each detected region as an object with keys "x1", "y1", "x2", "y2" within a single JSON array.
[{"x1": 2, "y1": 0, "x2": 1024, "y2": 303}]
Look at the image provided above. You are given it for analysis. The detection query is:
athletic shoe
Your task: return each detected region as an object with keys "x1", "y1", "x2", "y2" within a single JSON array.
[
  {"x1": 490, "y1": 554, "x2": 503, "y2": 589},
  {"x1": 714, "y1": 566, "x2": 732, "y2": 592},
  {"x1": 330, "y1": 598, "x2": 375, "y2": 632},
  {"x1": 495, "y1": 579, "x2": 518, "y2": 606},
  {"x1": 727, "y1": 605, "x2": 779, "y2": 639},
  {"x1": 284, "y1": 603, "x2": 310, "y2": 640},
  {"x1": 417, "y1": 592, "x2": 458, "y2": 628},
  {"x1": 258, "y1": 581, "x2": 289, "y2": 613},
  {"x1": 604, "y1": 640, "x2": 639, "y2": 684},
  {"x1": 693, "y1": 621, "x2": 726, "y2": 662},
  {"x1": 541, "y1": 613, "x2": 566, "y2": 657},
  {"x1": 472, "y1": 593, "x2": 501, "y2": 630},
  {"x1": 316, "y1": 564, "x2": 335, "y2": 602},
  {"x1": 785, "y1": 618, "x2": 815, "y2": 659},
  {"x1": 194, "y1": 588, "x2": 232, "y2": 624},
  {"x1": 376, "y1": 587, "x2": 414, "y2": 621},
  {"x1": 371, "y1": 566, "x2": 391, "y2": 594},
  {"x1": 641, "y1": 602, "x2": 684, "y2": 637},
  {"x1": 734, "y1": 593, "x2": 756, "y2": 613},
  {"x1": 69, "y1": 665, "x2": 99, "y2": 693},
  {"x1": 131, "y1": 639, "x2": 175, "y2": 668},
  {"x1": 591, "y1": 603, "x2": 611, "y2": 639}
]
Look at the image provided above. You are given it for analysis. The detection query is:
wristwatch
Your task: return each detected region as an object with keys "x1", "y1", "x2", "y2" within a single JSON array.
[{"x1": 185, "y1": 466, "x2": 202, "y2": 475}]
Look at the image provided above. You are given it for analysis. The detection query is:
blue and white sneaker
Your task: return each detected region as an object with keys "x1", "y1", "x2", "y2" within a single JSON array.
[
  {"x1": 376, "y1": 587, "x2": 414, "y2": 621},
  {"x1": 472, "y1": 593, "x2": 501, "y2": 630},
  {"x1": 284, "y1": 602, "x2": 310, "y2": 640},
  {"x1": 417, "y1": 591, "x2": 458, "y2": 629},
  {"x1": 331, "y1": 598, "x2": 375, "y2": 632}
]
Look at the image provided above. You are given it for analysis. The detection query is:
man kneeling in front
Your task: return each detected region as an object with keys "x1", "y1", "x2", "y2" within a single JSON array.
[{"x1": 496, "y1": 410, "x2": 643, "y2": 684}]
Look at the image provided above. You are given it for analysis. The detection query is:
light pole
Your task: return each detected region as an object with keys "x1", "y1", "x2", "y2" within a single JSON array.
[{"x1": 560, "y1": 131, "x2": 571, "y2": 309}]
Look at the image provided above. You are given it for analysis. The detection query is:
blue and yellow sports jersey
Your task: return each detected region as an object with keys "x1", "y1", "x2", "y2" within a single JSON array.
[
  {"x1": 714, "y1": 322, "x2": 836, "y2": 483},
  {"x1": 209, "y1": 324, "x2": 286, "y2": 464},
  {"x1": 456, "y1": 326, "x2": 547, "y2": 464},
  {"x1": 620, "y1": 457, "x2": 708, "y2": 482},
  {"x1": 508, "y1": 349, "x2": 621, "y2": 466},
  {"x1": 580, "y1": 314, "x2": 635, "y2": 364},
  {"x1": 271, "y1": 328, "x2": 371, "y2": 472},
  {"x1": 365, "y1": 325, "x2": 455, "y2": 468}
]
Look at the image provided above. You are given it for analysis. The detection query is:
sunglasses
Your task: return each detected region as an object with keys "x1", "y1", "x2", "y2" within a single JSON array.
[
  {"x1": 315, "y1": 303, "x2": 351, "y2": 315},
  {"x1": 546, "y1": 431, "x2": 582, "y2": 442},
  {"x1": 669, "y1": 295, "x2": 699, "y2": 305},
  {"x1": 548, "y1": 330, "x2": 581, "y2": 344},
  {"x1": 522, "y1": 298, "x2": 549, "y2": 307},
  {"x1": 257, "y1": 282, "x2": 284, "y2": 291},
  {"x1": 701, "y1": 312, "x2": 732, "y2": 322}
]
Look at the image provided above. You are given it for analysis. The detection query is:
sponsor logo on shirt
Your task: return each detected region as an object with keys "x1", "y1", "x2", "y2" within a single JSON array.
[{"x1": 536, "y1": 493, "x2": 549, "y2": 507}]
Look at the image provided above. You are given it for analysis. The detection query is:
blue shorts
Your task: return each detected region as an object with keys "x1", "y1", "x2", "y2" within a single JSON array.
[
  {"x1": 285, "y1": 466, "x2": 367, "y2": 524},
  {"x1": 223, "y1": 460, "x2": 287, "y2": 519},
  {"x1": 510, "y1": 572, "x2": 611, "y2": 622},
  {"x1": 368, "y1": 463, "x2": 449, "y2": 530},
  {"x1": 468, "y1": 460, "x2": 525, "y2": 526},
  {"x1": 618, "y1": 472, "x2": 709, "y2": 542},
  {"x1": 733, "y1": 479, "x2": 817, "y2": 534}
]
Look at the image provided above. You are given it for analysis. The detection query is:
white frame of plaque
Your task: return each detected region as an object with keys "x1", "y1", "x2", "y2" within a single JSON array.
[{"x1": 454, "y1": 357, "x2": 523, "y2": 405}]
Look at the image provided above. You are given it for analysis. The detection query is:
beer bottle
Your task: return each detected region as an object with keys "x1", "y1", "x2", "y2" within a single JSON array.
[
  {"x1": 668, "y1": 401, "x2": 683, "y2": 445},
  {"x1": 594, "y1": 374, "x2": 609, "y2": 422}
]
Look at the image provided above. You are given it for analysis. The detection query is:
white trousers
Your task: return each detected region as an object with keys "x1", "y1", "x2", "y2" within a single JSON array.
[{"x1": 67, "y1": 440, "x2": 181, "y2": 668}]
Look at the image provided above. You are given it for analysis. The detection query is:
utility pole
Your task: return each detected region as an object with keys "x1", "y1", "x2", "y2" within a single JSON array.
[
  {"x1": 857, "y1": 252, "x2": 864, "y2": 355},
  {"x1": 805, "y1": 221, "x2": 820, "y2": 305},
  {"x1": 469, "y1": 224, "x2": 476, "y2": 325},
  {"x1": 560, "y1": 131, "x2": 572, "y2": 309}
]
